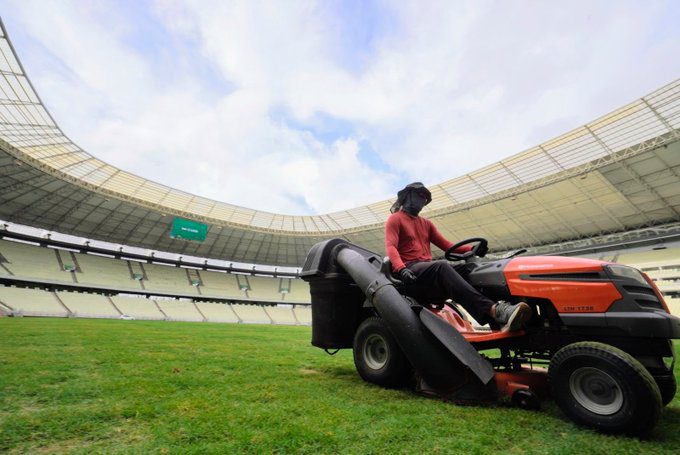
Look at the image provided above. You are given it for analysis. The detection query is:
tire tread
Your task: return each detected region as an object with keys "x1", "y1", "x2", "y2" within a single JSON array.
[{"x1": 548, "y1": 341, "x2": 662, "y2": 435}]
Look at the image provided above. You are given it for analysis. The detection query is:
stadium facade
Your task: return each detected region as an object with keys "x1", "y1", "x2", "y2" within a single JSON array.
[{"x1": 0, "y1": 19, "x2": 679, "y2": 269}]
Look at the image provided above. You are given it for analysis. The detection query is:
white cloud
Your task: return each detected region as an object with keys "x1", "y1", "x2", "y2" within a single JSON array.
[{"x1": 2, "y1": 0, "x2": 679, "y2": 215}]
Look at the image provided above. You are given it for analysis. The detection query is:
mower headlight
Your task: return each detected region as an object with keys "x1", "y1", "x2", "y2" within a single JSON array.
[{"x1": 606, "y1": 265, "x2": 647, "y2": 285}]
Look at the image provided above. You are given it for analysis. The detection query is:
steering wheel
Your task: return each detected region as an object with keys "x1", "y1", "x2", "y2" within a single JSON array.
[{"x1": 445, "y1": 237, "x2": 489, "y2": 261}]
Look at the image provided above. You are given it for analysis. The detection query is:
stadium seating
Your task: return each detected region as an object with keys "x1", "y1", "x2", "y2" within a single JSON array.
[
  {"x1": 57, "y1": 291, "x2": 121, "y2": 318},
  {"x1": 616, "y1": 248, "x2": 680, "y2": 311},
  {"x1": 617, "y1": 247, "x2": 680, "y2": 268},
  {"x1": 0, "y1": 238, "x2": 312, "y2": 303},
  {"x1": 75, "y1": 252, "x2": 141, "y2": 290},
  {"x1": 0, "y1": 236, "x2": 312, "y2": 324},
  {"x1": 156, "y1": 299, "x2": 205, "y2": 322},
  {"x1": 284, "y1": 278, "x2": 312, "y2": 303},
  {"x1": 241, "y1": 275, "x2": 283, "y2": 301},
  {"x1": 196, "y1": 270, "x2": 245, "y2": 299},
  {"x1": 657, "y1": 282, "x2": 680, "y2": 293},
  {"x1": 0, "y1": 286, "x2": 69, "y2": 317},
  {"x1": 0, "y1": 239, "x2": 71, "y2": 282},
  {"x1": 666, "y1": 298, "x2": 680, "y2": 315},
  {"x1": 195, "y1": 301, "x2": 241, "y2": 323},
  {"x1": 646, "y1": 269, "x2": 680, "y2": 280},
  {"x1": 142, "y1": 263, "x2": 198, "y2": 295},
  {"x1": 110, "y1": 296, "x2": 166, "y2": 320},
  {"x1": 264, "y1": 305, "x2": 298, "y2": 325},
  {"x1": 293, "y1": 305, "x2": 312, "y2": 325},
  {"x1": 231, "y1": 304, "x2": 272, "y2": 324}
]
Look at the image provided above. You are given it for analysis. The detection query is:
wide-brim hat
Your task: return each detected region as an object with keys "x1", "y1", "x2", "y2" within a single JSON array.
[{"x1": 390, "y1": 182, "x2": 432, "y2": 213}]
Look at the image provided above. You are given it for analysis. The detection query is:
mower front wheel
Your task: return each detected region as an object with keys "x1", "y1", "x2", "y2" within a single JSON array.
[
  {"x1": 549, "y1": 341, "x2": 662, "y2": 435},
  {"x1": 353, "y1": 317, "x2": 412, "y2": 388}
]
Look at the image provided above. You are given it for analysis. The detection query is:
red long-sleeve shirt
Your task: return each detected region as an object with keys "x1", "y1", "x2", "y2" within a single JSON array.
[{"x1": 384, "y1": 210, "x2": 469, "y2": 272}]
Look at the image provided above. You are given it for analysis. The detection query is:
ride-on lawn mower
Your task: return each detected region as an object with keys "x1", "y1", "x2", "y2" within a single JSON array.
[{"x1": 300, "y1": 238, "x2": 680, "y2": 435}]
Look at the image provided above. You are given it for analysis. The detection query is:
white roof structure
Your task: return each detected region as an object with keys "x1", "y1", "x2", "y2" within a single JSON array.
[{"x1": 0, "y1": 19, "x2": 679, "y2": 266}]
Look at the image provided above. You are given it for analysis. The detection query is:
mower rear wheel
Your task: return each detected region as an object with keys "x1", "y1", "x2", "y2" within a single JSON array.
[
  {"x1": 353, "y1": 317, "x2": 412, "y2": 388},
  {"x1": 549, "y1": 342, "x2": 662, "y2": 435}
]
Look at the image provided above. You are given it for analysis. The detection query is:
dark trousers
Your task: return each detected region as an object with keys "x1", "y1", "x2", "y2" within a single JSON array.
[{"x1": 407, "y1": 260, "x2": 496, "y2": 324}]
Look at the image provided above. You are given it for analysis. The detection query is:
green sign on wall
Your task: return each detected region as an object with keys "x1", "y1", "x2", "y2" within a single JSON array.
[{"x1": 170, "y1": 217, "x2": 208, "y2": 242}]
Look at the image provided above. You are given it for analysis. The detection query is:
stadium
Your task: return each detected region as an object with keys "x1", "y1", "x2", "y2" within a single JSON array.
[{"x1": 1, "y1": 8, "x2": 679, "y2": 454}]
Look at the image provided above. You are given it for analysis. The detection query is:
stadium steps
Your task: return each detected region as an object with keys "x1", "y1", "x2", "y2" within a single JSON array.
[
  {"x1": 55, "y1": 249, "x2": 79, "y2": 283},
  {"x1": 264, "y1": 305, "x2": 297, "y2": 325},
  {"x1": 293, "y1": 305, "x2": 311, "y2": 325},
  {"x1": 195, "y1": 302, "x2": 240, "y2": 323},
  {"x1": 106, "y1": 296, "x2": 124, "y2": 315},
  {"x1": 186, "y1": 269, "x2": 203, "y2": 295},
  {"x1": 58, "y1": 291, "x2": 121, "y2": 319},
  {"x1": 153, "y1": 300, "x2": 169, "y2": 319},
  {"x1": 110, "y1": 296, "x2": 165, "y2": 320},
  {"x1": 0, "y1": 300, "x2": 12, "y2": 315},
  {"x1": 127, "y1": 261, "x2": 147, "y2": 290},
  {"x1": 0, "y1": 262, "x2": 13, "y2": 276},
  {"x1": 68, "y1": 251, "x2": 83, "y2": 273},
  {"x1": 196, "y1": 270, "x2": 244, "y2": 299},
  {"x1": 0, "y1": 286, "x2": 69, "y2": 317},
  {"x1": 285, "y1": 279, "x2": 312, "y2": 304},
  {"x1": 74, "y1": 252, "x2": 141, "y2": 290},
  {"x1": 192, "y1": 301, "x2": 208, "y2": 322},
  {"x1": 52, "y1": 292, "x2": 73, "y2": 316},
  {"x1": 246, "y1": 275, "x2": 285, "y2": 302},
  {"x1": 156, "y1": 300, "x2": 204, "y2": 322},
  {"x1": 232, "y1": 304, "x2": 272, "y2": 324},
  {"x1": 0, "y1": 239, "x2": 70, "y2": 282},
  {"x1": 227, "y1": 304, "x2": 243, "y2": 323}
]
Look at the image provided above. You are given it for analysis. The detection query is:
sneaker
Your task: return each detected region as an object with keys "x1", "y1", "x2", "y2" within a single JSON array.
[{"x1": 494, "y1": 301, "x2": 531, "y2": 332}]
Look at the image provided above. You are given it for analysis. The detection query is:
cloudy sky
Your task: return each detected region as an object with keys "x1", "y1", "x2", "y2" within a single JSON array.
[{"x1": 2, "y1": 0, "x2": 679, "y2": 215}]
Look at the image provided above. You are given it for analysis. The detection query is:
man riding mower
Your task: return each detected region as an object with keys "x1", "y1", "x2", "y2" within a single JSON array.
[{"x1": 300, "y1": 183, "x2": 680, "y2": 436}]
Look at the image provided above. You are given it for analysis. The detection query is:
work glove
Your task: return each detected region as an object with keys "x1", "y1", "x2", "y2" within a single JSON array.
[
  {"x1": 398, "y1": 268, "x2": 417, "y2": 284},
  {"x1": 476, "y1": 243, "x2": 489, "y2": 257}
]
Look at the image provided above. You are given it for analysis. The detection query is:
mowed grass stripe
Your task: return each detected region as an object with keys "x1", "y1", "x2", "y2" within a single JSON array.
[{"x1": 1, "y1": 318, "x2": 679, "y2": 454}]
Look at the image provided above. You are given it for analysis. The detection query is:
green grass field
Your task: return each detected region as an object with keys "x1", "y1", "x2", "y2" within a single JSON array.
[{"x1": 1, "y1": 318, "x2": 679, "y2": 454}]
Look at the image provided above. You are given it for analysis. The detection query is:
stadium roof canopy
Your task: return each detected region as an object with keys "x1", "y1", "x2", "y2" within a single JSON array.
[{"x1": 0, "y1": 20, "x2": 679, "y2": 267}]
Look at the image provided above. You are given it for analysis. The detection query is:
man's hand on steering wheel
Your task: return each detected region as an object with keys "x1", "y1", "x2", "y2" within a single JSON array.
[{"x1": 444, "y1": 237, "x2": 489, "y2": 261}]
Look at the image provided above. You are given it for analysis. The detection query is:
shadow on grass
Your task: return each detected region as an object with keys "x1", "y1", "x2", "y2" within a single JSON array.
[
  {"x1": 318, "y1": 364, "x2": 357, "y2": 379},
  {"x1": 320, "y1": 361, "x2": 680, "y2": 443},
  {"x1": 652, "y1": 406, "x2": 680, "y2": 441}
]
